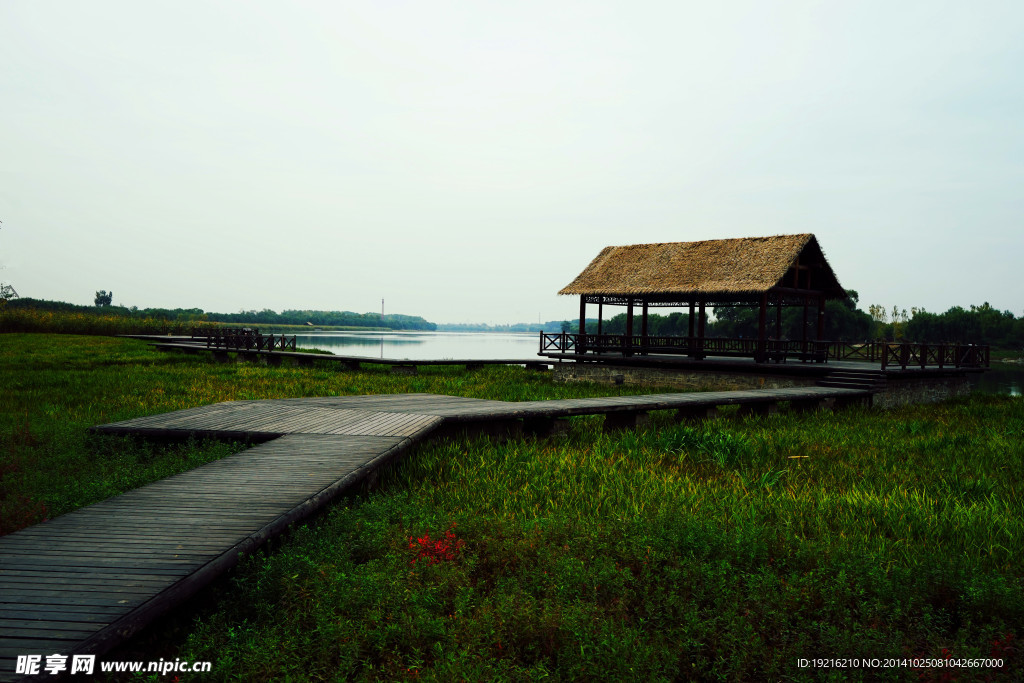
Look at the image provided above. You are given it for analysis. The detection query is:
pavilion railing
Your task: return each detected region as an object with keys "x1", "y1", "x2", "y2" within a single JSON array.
[
  {"x1": 539, "y1": 333, "x2": 989, "y2": 369},
  {"x1": 820, "y1": 340, "x2": 988, "y2": 369},
  {"x1": 876, "y1": 342, "x2": 989, "y2": 370},
  {"x1": 206, "y1": 327, "x2": 297, "y2": 352}
]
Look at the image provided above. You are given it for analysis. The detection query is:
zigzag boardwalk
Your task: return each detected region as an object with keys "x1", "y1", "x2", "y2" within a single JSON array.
[{"x1": 0, "y1": 388, "x2": 869, "y2": 681}]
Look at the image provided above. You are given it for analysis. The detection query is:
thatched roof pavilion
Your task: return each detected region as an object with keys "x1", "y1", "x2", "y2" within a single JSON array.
[
  {"x1": 560, "y1": 234, "x2": 844, "y2": 301},
  {"x1": 556, "y1": 234, "x2": 845, "y2": 361}
]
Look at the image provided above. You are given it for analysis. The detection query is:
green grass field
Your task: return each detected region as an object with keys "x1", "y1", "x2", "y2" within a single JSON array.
[{"x1": 1, "y1": 334, "x2": 1021, "y2": 681}]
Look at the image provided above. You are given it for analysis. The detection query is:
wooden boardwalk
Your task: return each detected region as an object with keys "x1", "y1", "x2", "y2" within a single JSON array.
[{"x1": 1, "y1": 388, "x2": 869, "y2": 680}]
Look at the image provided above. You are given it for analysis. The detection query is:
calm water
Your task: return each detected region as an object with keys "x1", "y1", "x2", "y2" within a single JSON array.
[
  {"x1": 972, "y1": 365, "x2": 1024, "y2": 396},
  {"x1": 293, "y1": 331, "x2": 541, "y2": 361}
]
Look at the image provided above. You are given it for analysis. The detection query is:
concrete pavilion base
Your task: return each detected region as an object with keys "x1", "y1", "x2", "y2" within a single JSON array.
[{"x1": 552, "y1": 359, "x2": 977, "y2": 408}]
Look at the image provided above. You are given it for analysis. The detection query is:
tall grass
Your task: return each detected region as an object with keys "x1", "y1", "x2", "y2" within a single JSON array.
[
  {"x1": 164, "y1": 400, "x2": 1021, "y2": 681},
  {"x1": 0, "y1": 307, "x2": 198, "y2": 335}
]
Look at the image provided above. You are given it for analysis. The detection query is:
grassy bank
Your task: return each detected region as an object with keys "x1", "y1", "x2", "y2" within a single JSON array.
[
  {"x1": 0, "y1": 305, "x2": 413, "y2": 337},
  {"x1": 0, "y1": 307, "x2": 405, "y2": 337},
  {"x1": 2, "y1": 334, "x2": 1021, "y2": 681},
  {"x1": 0, "y1": 307, "x2": 201, "y2": 336}
]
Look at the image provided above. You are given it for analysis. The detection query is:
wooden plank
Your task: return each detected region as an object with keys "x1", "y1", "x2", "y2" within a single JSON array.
[
  {"x1": 0, "y1": 602, "x2": 135, "y2": 616},
  {"x1": 195, "y1": 405, "x2": 301, "y2": 433},
  {"x1": 0, "y1": 618, "x2": 106, "y2": 632},
  {"x1": 368, "y1": 411, "x2": 424, "y2": 435},
  {"x1": 0, "y1": 567, "x2": 183, "y2": 580},
  {"x1": 0, "y1": 576, "x2": 175, "y2": 590},
  {"x1": 0, "y1": 550, "x2": 216, "y2": 563},
  {"x1": 0, "y1": 585, "x2": 174, "y2": 599},
  {"x1": 162, "y1": 409, "x2": 275, "y2": 433},
  {"x1": 286, "y1": 409, "x2": 372, "y2": 433},
  {"x1": 0, "y1": 561, "x2": 192, "y2": 576},
  {"x1": 0, "y1": 639, "x2": 85, "y2": 658},
  {"x1": 310, "y1": 410, "x2": 388, "y2": 434},
  {"x1": 0, "y1": 624, "x2": 104, "y2": 639},
  {"x1": 2, "y1": 530, "x2": 236, "y2": 545},
  {"x1": 350, "y1": 410, "x2": 404, "y2": 434},
  {"x1": 7, "y1": 521, "x2": 265, "y2": 536},
  {"x1": 123, "y1": 403, "x2": 264, "y2": 432},
  {"x1": 346, "y1": 410, "x2": 431, "y2": 437},
  {"x1": 261, "y1": 409, "x2": 347, "y2": 433},
  {"x1": 0, "y1": 592, "x2": 151, "y2": 607},
  {"x1": 0, "y1": 559, "x2": 202, "y2": 572},
  {"x1": 0, "y1": 539, "x2": 222, "y2": 555},
  {"x1": 0, "y1": 611, "x2": 122, "y2": 627}
]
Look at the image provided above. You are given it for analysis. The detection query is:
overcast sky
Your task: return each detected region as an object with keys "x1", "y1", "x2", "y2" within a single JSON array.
[{"x1": 1, "y1": 1, "x2": 1021, "y2": 324}]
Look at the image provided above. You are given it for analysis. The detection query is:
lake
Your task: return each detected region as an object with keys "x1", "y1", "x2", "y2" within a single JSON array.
[
  {"x1": 293, "y1": 331, "x2": 541, "y2": 360},
  {"x1": 294, "y1": 331, "x2": 1023, "y2": 396}
]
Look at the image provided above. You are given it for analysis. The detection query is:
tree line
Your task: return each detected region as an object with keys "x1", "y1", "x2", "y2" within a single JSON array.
[
  {"x1": 6, "y1": 298, "x2": 436, "y2": 331},
  {"x1": 214, "y1": 308, "x2": 435, "y2": 330}
]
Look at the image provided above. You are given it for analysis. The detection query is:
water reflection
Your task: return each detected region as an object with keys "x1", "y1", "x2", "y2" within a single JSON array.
[
  {"x1": 292, "y1": 331, "x2": 540, "y2": 361},
  {"x1": 971, "y1": 366, "x2": 1023, "y2": 396},
  {"x1": 297, "y1": 334, "x2": 421, "y2": 347}
]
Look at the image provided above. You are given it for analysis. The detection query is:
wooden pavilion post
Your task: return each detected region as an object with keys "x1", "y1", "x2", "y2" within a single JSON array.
[
  {"x1": 757, "y1": 293, "x2": 767, "y2": 362},
  {"x1": 817, "y1": 293, "x2": 826, "y2": 341},
  {"x1": 640, "y1": 300, "x2": 649, "y2": 355},
  {"x1": 625, "y1": 297, "x2": 635, "y2": 356},
  {"x1": 578, "y1": 296, "x2": 587, "y2": 355},
  {"x1": 776, "y1": 292, "x2": 783, "y2": 338},
  {"x1": 696, "y1": 300, "x2": 706, "y2": 360},
  {"x1": 816, "y1": 292, "x2": 826, "y2": 361},
  {"x1": 597, "y1": 297, "x2": 604, "y2": 336},
  {"x1": 688, "y1": 299, "x2": 696, "y2": 358},
  {"x1": 801, "y1": 294, "x2": 809, "y2": 358}
]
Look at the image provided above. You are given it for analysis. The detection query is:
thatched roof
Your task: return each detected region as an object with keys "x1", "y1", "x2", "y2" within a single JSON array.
[{"x1": 559, "y1": 234, "x2": 845, "y2": 300}]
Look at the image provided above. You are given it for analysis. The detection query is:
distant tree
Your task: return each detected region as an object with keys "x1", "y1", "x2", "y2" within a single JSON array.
[
  {"x1": 652, "y1": 311, "x2": 689, "y2": 336},
  {"x1": 94, "y1": 290, "x2": 113, "y2": 306},
  {"x1": 889, "y1": 306, "x2": 910, "y2": 339},
  {"x1": 560, "y1": 320, "x2": 571, "y2": 332},
  {"x1": 711, "y1": 306, "x2": 758, "y2": 338},
  {"x1": 904, "y1": 302, "x2": 1018, "y2": 345},
  {"x1": 867, "y1": 304, "x2": 889, "y2": 339},
  {"x1": 821, "y1": 290, "x2": 873, "y2": 340}
]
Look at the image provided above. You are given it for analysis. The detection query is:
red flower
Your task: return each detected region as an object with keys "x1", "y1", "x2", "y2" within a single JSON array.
[{"x1": 409, "y1": 528, "x2": 465, "y2": 565}]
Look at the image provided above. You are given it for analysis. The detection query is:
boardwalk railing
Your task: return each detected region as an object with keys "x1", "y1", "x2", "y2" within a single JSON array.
[
  {"x1": 540, "y1": 333, "x2": 828, "y2": 362},
  {"x1": 876, "y1": 342, "x2": 989, "y2": 370},
  {"x1": 204, "y1": 328, "x2": 297, "y2": 352},
  {"x1": 540, "y1": 333, "x2": 989, "y2": 369}
]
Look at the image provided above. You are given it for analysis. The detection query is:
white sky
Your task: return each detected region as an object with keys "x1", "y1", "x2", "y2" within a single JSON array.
[{"x1": 1, "y1": 1, "x2": 1021, "y2": 324}]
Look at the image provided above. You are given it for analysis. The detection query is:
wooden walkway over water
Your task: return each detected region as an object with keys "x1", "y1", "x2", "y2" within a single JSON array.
[{"x1": 1, "y1": 388, "x2": 869, "y2": 680}]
